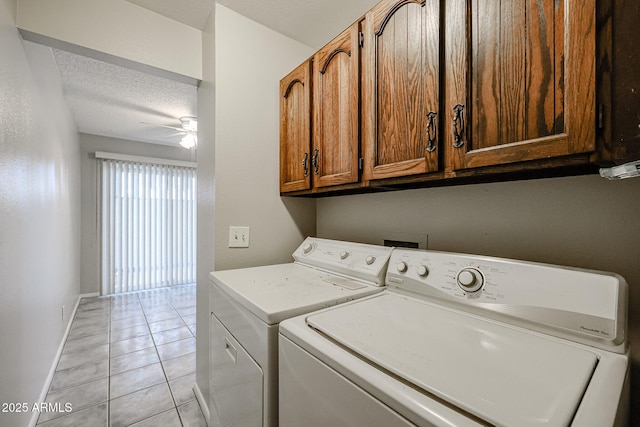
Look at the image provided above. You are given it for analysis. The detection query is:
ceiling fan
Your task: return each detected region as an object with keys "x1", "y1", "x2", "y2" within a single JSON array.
[{"x1": 142, "y1": 116, "x2": 198, "y2": 148}]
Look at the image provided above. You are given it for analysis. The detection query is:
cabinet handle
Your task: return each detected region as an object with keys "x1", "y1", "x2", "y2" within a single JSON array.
[
  {"x1": 302, "y1": 152, "x2": 309, "y2": 177},
  {"x1": 452, "y1": 104, "x2": 465, "y2": 148},
  {"x1": 426, "y1": 111, "x2": 437, "y2": 152},
  {"x1": 311, "y1": 149, "x2": 320, "y2": 175}
]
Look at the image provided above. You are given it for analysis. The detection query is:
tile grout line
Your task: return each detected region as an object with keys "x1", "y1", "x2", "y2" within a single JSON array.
[
  {"x1": 39, "y1": 285, "x2": 199, "y2": 426},
  {"x1": 165, "y1": 290, "x2": 190, "y2": 427},
  {"x1": 138, "y1": 291, "x2": 184, "y2": 426}
]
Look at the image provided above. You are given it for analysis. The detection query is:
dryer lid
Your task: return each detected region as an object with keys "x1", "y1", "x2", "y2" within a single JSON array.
[
  {"x1": 306, "y1": 293, "x2": 598, "y2": 427},
  {"x1": 211, "y1": 264, "x2": 382, "y2": 325}
]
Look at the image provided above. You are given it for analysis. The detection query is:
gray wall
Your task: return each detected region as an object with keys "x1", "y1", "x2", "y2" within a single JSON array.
[
  {"x1": 317, "y1": 173, "x2": 640, "y2": 421},
  {"x1": 79, "y1": 133, "x2": 195, "y2": 295},
  {"x1": 0, "y1": 3, "x2": 82, "y2": 425},
  {"x1": 194, "y1": 4, "x2": 316, "y2": 417},
  {"x1": 212, "y1": 5, "x2": 316, "y2": 272}
]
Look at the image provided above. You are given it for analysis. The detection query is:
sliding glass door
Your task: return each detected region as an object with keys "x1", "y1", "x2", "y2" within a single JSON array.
[{"x1": 100, "y1": 157, "x2": 196, "y2": 295}]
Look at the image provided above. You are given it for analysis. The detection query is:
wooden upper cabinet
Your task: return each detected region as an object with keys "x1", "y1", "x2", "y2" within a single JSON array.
[
  {"x1": 312, "y1": 23, "x2": 361, "y2": 188},
  {"x1": 280, "y1": 60, "x2": 311, "y2": 193},
  {"x1": 445, "y1": 0, "x2": 596, "y2": 171},
  {"x1": 362, "y1": 0, "x2": 440, "y2": 181}
]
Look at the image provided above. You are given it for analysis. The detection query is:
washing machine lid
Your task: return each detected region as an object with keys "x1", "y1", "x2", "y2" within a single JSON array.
[
  {"x1": 211, "y1": 264, "x2": 382, "y2": 325},
  {"x1": 306, "y1": 293, "x2": 599, "y2": 427}
]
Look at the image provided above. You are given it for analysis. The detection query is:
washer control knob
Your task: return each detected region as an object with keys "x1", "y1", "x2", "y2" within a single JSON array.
[
  {"x1": 365, "y1": 256, "x2": 376, "y2": 265},
  {"x1": 456, "y1": 268, "x2": 483, "y2": 293},
  {"x1": 397, "y1": 262, "x2": 408, "y2": 273},
  {"x1": 340, "y1": 251, "x2": 350, "y2": 260},
  {"x1": 303, "y1": 243, "x2": 315, "y2": 254},
  {"x1": 417, "y1": 265, "x2": 429, "y2": 277}
]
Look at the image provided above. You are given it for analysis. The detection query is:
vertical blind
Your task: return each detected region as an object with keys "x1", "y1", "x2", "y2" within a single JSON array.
[{"x1": 100, "y1": 158, "x2": 196, "y2": 295}]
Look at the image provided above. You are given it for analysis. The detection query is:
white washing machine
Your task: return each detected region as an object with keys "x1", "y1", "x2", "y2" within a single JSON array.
[
  {"x1": 279, "y1": 248, "x2": 630, "y2": 427},
  {"x1": 208, "y1": 237, "x2": 394, "y2": 427}
]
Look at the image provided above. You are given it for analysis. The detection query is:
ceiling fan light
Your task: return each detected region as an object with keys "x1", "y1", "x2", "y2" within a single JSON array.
[
  {"x1": 180, "y1": 116, "x2": 198, "y2": 132},
  {"x1": 180, "y1": 133, "x2": 197, "y2": 149}
]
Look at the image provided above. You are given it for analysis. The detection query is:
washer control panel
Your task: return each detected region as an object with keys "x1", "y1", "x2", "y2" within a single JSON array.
[
  {"x1": 386, "y1": 248, "x2": 627, "y2": 351},
  {"x1": 293, "y1": 237, "x2": 393, "y2": 286}
]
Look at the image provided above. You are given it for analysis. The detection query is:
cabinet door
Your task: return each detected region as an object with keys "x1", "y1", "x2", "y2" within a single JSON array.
[
  {"x1": 280, "y1": 61, "x2": 312, "y2": 193},
  {"x1": 362, "y1": 0, "x2": 440, "y2": 181},
  {"x1": 445, "y1": 0, "x2": 596, "y2": 171},
  {"x1": 312, "y1": 23, "x2": 360, "y2": 188}
]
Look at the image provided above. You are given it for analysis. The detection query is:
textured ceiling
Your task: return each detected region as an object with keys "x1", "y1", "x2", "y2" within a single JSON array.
[
  {"x1": 53, "y1": 48, "x2": 197, "y2": 146},
  {"x1": 49, "y1": 0, "x2": 381, "y2": 147}
]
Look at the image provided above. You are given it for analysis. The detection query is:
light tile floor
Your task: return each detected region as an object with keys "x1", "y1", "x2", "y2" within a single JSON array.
[{"x1": 36, "y1": 284, "x2": 206, "y2": 427}]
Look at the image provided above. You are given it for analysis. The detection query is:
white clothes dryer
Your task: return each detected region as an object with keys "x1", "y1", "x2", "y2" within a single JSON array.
[
  {"x1": 208, "y1": 237, "x2": 394, "y2": 427},
  {"x1": 279, "y1": 248, "x2": 629, "y2": 427}
]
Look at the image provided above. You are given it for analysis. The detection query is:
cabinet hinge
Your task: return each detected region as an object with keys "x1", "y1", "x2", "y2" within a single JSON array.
[
  {"x1": 358, "y1": 158, "x2": 364, "y2": 170},
  {"x1": 359, "y1": 32, "x2": 364, "y2": 48},
  {"x1": 598, "y1": 104, "x2": 604, "y2": 129}
]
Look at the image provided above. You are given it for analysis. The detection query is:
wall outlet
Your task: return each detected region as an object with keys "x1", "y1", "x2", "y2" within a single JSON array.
[{"x1": 229, "y1": 226, "x2": 250, "y2": 248}]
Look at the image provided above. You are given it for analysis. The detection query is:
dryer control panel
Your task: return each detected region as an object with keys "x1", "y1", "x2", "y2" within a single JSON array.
[
  {"x1": 293, "y1": 237, "x2": 393, "y2": 286},
  {"x1": 386, "y1": 248, "x2": 628, "y2": 353}
]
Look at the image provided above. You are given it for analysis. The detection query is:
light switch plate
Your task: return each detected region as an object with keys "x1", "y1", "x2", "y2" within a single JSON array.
[{"x1": 229, "y1": 226, "x2": 250, "y2": 248}]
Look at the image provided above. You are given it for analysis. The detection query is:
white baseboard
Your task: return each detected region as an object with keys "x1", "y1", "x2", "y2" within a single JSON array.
[
  {"x1": 28, "y1": 294, "x2": 85, "y2": 427},
  {"x1": 193, "y1": 381, "x2": 210, "y2": 426},
  {"x1": 80, "y1": 292, "x2": 99, "y2": 298}
]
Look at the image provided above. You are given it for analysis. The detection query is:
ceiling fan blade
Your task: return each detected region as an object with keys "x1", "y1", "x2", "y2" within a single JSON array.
[{"x1": 140, "y1": 122, "x2": 184, "y2": 132}]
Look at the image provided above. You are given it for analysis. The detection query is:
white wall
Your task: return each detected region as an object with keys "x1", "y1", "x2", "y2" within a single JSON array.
[
  {"x1": 317, "y1": 173, "x2": 640, "y2": 419},
  {"x1": 194, "y1": 4, "x2": 316, "y2": 417},
  {"x1": 194, "y1": 4, "x2": 216, "y2": 414},
  {"x1": 212, "y1": 5, "x2": 316, "y2": 270},
  {"x1": 0, "y1": 3, "x2": 81, "y2": 425},
  {"x1": 2, "y1": 0, "x2": 14, "y2": 22},
  {"x1": 79, "y1": 133, "x2": 195, "y2": 295}
]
